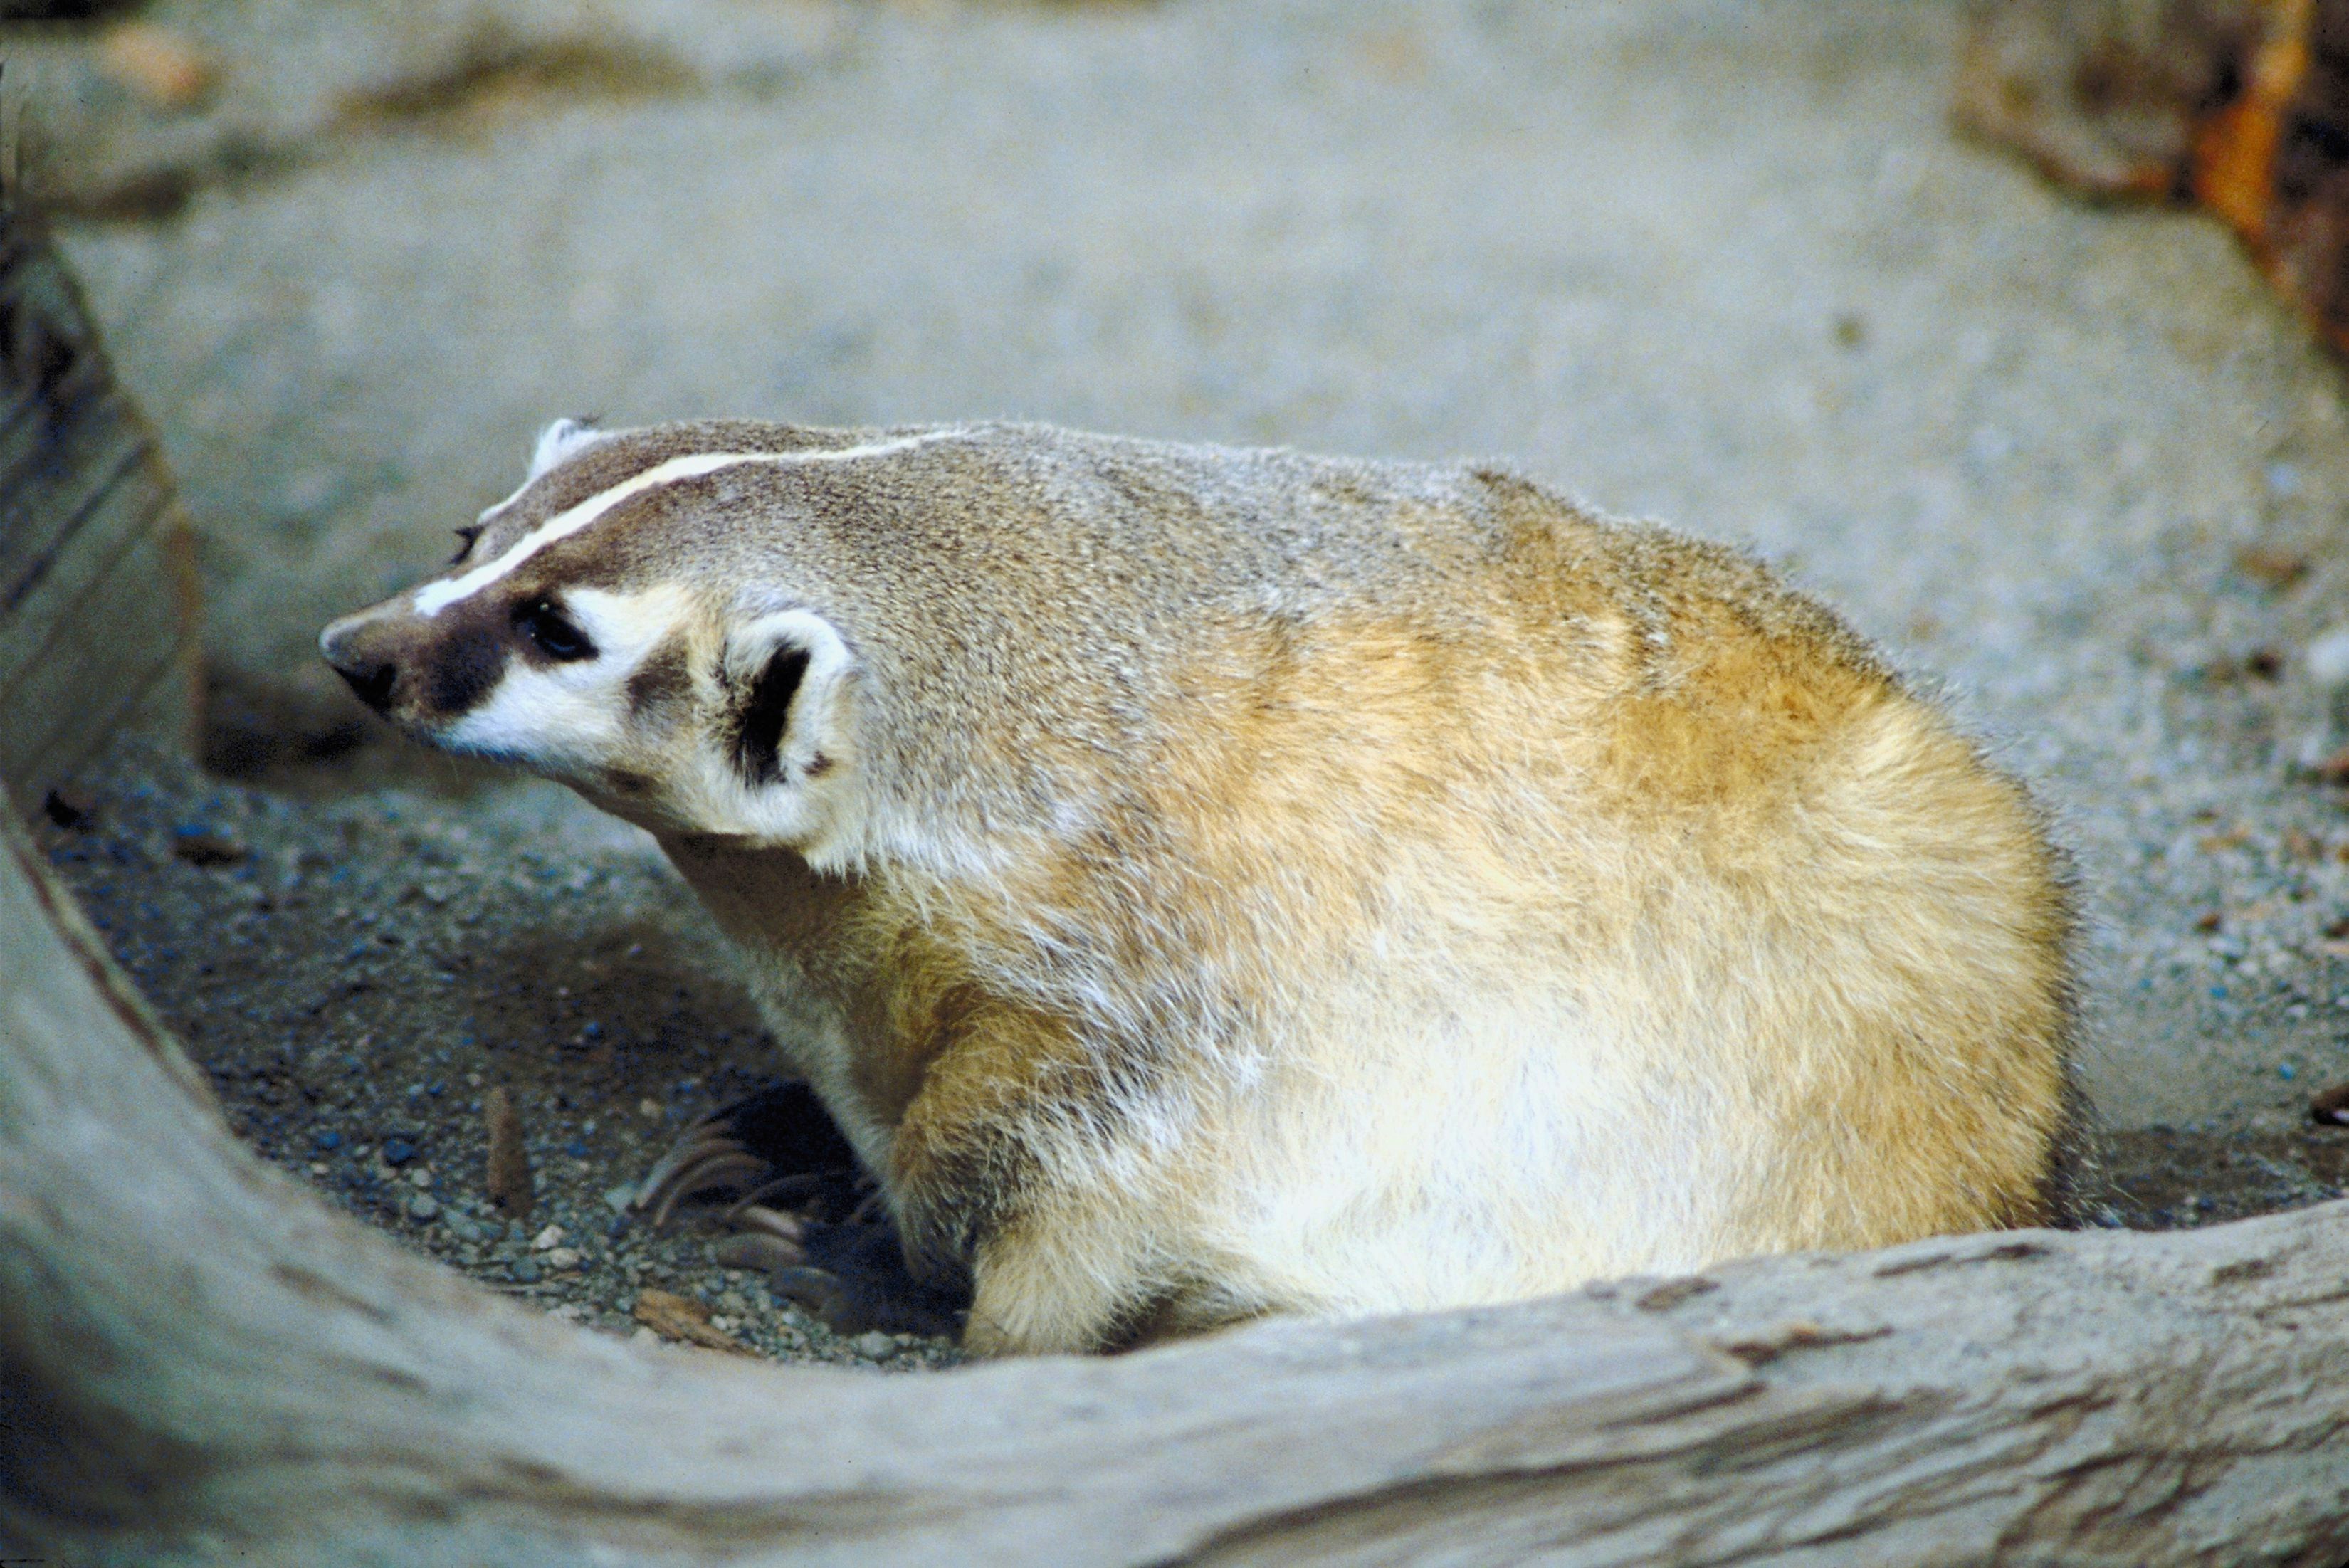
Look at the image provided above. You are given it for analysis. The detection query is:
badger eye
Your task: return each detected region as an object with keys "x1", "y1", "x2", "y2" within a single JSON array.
[
  {"x1": 515, "y1": 599, "x2": 594, "y2": 661},
  {"x1": 449, "y1": 524, "x2": 483, "y2": 565}
]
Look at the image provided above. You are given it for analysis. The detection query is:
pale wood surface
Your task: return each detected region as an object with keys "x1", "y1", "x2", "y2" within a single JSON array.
[{"x1": 0, "y1": 200, "x2": 196, "y2": 807}]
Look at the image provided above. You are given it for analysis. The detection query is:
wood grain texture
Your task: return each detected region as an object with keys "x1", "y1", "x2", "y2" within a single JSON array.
[
  {"x1": 2, "y1": 799, "x2": 2347, "y2": 1566},
  {"x1": 0, "y1": 199, "x2": 196, "y2": 805}
]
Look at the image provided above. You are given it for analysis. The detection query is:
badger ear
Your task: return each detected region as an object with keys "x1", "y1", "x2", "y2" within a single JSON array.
[
  {"x1": 719, "y1": 609, "x2": 856, "y2": 787},
  {"x1": 526, "y1": 416, "x2": 606, "y2": 481}
]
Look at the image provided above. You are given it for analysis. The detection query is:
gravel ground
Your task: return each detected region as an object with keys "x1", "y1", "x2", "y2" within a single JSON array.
[
  {"x1": 23, "y1": 0, "x2": 2349, "y2": 1362},
  {"x1": 37, "y1": 737, "x2": 962, "y2": 1369}
]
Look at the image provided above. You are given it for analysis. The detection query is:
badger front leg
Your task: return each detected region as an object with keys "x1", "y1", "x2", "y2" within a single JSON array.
[{"x1": 886, "y1": 1016, "x2": 1174, "y2": 1357}]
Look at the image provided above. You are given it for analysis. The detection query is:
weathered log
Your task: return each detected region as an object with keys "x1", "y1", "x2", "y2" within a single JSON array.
[
  {"x1": 0, "y1": 198, "x2": 197, "y2": 808},
  {"x1": 4, "y1": 797, "x2": 2349, "y2": 1565}
]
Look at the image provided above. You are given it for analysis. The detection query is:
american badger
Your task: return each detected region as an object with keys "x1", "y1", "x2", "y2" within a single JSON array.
[{"x1": 321, "y1": 418, "x2": 2081, "y2": 1355}]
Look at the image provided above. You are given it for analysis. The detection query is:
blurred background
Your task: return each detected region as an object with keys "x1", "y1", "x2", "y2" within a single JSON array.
[{"x1": 11, "y1": 0, "x2": 2349, "y2": 1355}]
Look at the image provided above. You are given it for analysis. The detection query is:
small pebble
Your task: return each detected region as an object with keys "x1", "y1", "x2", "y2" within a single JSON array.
[
  {"x1": 2234, "y1": 544, "x2": 2308, "y2": 592},
  {"x1": 410, "y1": 1195, "x2": 441, "y2": 1221},
  {"x1": 381, "y1": 1136, "x2": 418, "y2": 1167},
  {"x1": 170, "y1": 825, "x2": 247, "y2": 868},
  {"x1": 41, "y1": 788, "x2": 95, "y2": 831},
  {"x1": 2307, "y1": 626, "x2": 2349, "y2": 691},
  {"x1": 852, "y1": 1331, "x2": 898, "y2": 1358},
  {"x1": 532, "y1": 1224, "x2": 566, "y2": 1251},
  {"x1": 544, "y1": 1246, "x2": 583, "y2": 1270}
]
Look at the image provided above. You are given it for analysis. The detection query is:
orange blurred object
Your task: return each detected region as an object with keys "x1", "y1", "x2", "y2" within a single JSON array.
[
  {"x1": 1960, "y1": 0, "x2": 2349, "y2": 354},
  {"x1": 95, "y1": 22, "x2": 219, "y2": 113}
]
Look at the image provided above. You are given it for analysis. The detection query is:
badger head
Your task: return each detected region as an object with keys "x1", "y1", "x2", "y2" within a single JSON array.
[{"x1": 317, "y1": 419, "x2": 913, "y2": 868}]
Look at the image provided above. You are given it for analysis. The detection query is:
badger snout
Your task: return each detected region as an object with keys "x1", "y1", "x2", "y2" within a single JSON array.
[{"x1": 319, "y1": 609, "x2": 407, "y2": 714}]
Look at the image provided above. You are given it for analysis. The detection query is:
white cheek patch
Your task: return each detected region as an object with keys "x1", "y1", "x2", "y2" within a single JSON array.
[
  {"x1": 439, "y1": 663, "x2": 625, "y2": 772},
  {"x1": 415, "y1": 431, "x2": 957, "y2": 620},
  {"x1": 437, "y1": 584, "x2": 693, "y2": 769},
  {"x1": 567, "y1": 583, "x2": 693, "y2": 663}
]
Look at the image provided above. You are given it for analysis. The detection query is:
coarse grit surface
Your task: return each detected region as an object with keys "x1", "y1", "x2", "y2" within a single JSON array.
[{"x1": 29, "y1": 0, "x2": 2349, "y2": 1364}]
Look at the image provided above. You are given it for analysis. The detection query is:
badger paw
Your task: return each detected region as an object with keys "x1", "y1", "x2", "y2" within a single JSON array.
[
  {"x1": 628, "y1": 1078, "x2": 860, "y2": 1235},
  {"x1": 628, "y1": 1080, "x2": 967, "y2": 1340},
  {"x1": 720, "y1": 1210, "x2": 969, "y2": 1340}
]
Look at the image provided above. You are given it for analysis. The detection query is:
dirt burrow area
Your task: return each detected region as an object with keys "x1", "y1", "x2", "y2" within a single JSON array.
[
  {"x1": 37, "y1": 730, "x2": 2349, "y2": 1377},
  {"x1": 40, "y1": 735, "x2": 960, "y2": 1371}
]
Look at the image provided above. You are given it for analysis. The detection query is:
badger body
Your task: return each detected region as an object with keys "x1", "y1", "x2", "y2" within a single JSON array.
[{"x1": 322, "y1": 419, "x2": 2079, "y2": 1354}]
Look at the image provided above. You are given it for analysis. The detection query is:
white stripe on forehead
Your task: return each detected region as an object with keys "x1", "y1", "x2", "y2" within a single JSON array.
[{"x1": 416, "y1": 432, "x2": 950, "y2": 618}]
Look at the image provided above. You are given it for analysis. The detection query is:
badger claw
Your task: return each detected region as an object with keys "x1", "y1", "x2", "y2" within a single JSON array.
[
  {"x1": 627, "y1": 1078, "x2": 969, "y2": 1341},
  {"x1": 635, "y1": 1148, "x2": 772, "y2": 1231},
  {"x1": 629, "y1": 1080, "x2": 859, "y2": 1230}
]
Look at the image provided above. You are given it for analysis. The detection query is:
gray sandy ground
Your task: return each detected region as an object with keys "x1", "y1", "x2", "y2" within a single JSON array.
[
  {"x1": 38, "y1": 735, "x2": 960, "y2": 1366},
  {"x1": 22, "y1": 0, "x2": 2349, "y2": 1360}
]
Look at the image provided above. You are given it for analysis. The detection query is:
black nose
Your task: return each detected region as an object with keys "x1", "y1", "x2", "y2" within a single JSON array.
[
  {"x1": 333, "y1": 656, "x2": 398, "y2": 712},
  {"x1": 320, "y1": 617, "x2": 401, "y2": 713}
]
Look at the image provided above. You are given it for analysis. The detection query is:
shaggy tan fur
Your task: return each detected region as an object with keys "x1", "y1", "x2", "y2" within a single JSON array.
[{"x1": 322, "y1": 419, "x2": 2080, "y2": 1355}]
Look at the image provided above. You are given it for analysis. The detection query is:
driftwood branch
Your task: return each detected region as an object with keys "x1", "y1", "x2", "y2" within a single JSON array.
[
  {"x1": 3, "y1": 802, "x2": 2348, "y2": 1567},
  {"x1": 0, "y1": 200, "x2": 199, "y2": 804}
]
